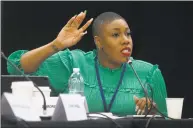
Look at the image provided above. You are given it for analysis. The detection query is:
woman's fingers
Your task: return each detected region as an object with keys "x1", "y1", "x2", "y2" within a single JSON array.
[
  {"x1": 136, "y1": 98, "x2": 148, "y2": 115},
  {"x1": 64, "y1": 11, "x2": 86, "y2": 29},
  {"x1": 70, "y1": 12, "x2": 85, "y2": 28},
  {"x1": 63, "y1": 11, "x2": 93, "y2": 33},
  {"x1": 79, "y1": 18, "x2": 93, "y2": 32},
  {"x1": 64, "y1": 15, "x2": 77, "y2": 28},
  {"x1": 134, "y1": 96, "x2": 156, "y2": 115},
  {"x1": 75, "y1": 11, "x2": 87, "y2": 29},
  {"x1": 81, "y1": 31, "x2": 87, "y2": 36},
  {"x1": 72, "y1": 31, "x2": 88, "y2": 44},
  {"x1": 140, "y1": 101, "x2": 146, "y2": 115},
  {"x1": 137, "y1": 100, "x2": 145, "y2": 115},
  {"x1": 78, "y1": 31, "x2": 88, "y2": 38},
  {"x1": 135, "y1": 99, "x2": 143, "y2": 111}
]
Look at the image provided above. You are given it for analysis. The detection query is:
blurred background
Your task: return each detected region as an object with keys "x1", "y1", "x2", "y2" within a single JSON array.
[{"x1": 1, "y1": 1, "x2": 193, "y2": 118}]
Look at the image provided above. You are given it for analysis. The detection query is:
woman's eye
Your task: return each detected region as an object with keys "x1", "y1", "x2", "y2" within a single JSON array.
[
  {"x1": 126, "y1": 32, "x2": 131, "y2": 36},
  {"x1": 112, "y1": 33, "x2": 119, "y2": 38}
]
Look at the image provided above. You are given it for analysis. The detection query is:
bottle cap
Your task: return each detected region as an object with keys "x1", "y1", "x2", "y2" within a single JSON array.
[{"x1": 73, "y1": 68, "x2": 80, "y2": 73}]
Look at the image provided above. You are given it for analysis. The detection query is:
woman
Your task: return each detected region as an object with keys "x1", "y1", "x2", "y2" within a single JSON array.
[{"x1": 7, "y1": 11, "x2": 167, "y2": 116}]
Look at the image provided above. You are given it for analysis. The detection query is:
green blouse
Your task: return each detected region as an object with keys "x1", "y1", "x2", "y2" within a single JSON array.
[{"x1": 7, "y1": 49, "x2": 167, "y2": 116}]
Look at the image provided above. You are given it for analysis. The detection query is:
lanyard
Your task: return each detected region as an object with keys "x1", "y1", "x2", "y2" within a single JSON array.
[{"x1": 94, "y1": 57, "x2": 126, "y2": 112}]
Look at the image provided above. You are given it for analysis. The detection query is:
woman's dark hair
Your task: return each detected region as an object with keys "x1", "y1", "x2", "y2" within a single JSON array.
[{"x1": 92, "y1": 12, "x2": 124, "y2": 37}]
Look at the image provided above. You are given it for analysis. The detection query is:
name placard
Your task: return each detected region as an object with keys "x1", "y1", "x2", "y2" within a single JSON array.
[
  {"x1": 52, "y1": 94, "x2": 87, "y2": 121},
  {"x1": 1, "y1": 93, "x2": 41, "y2": 121}
]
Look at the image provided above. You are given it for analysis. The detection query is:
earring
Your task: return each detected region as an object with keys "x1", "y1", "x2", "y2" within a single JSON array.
[{"x1": 97, "y1": 46, "x2": 103, "y2": 51}]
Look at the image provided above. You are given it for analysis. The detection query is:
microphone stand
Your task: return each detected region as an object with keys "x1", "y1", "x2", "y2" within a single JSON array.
[{"x1": 1, "y1": 51, "x2": 47, "y2": 116}]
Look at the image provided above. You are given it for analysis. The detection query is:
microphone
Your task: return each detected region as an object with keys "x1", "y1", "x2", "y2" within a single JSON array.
[
  {"x1": 128, "y1": 59, "x2": 174, "y2": 120},
  {"x1": 128, "y1": 59, "x2": 150, "y2": 116},
  {"x1": 1, "y1": 51, "x2": 47, "y2": 115}
]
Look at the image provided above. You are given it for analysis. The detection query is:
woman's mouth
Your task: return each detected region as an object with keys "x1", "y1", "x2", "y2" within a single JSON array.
[{"x1": 121, "y1": 48, "x2": 131, "y2": 57}]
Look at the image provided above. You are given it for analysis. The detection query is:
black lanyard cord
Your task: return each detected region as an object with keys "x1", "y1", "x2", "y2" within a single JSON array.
[{"x1": 94, "y1": 57, "x2": 126, "y2": 112}]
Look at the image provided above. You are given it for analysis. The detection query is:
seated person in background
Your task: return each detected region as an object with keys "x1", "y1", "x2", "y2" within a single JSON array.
[{"x1": 7, "y1": 11, "x2": 167, "y2": 116}]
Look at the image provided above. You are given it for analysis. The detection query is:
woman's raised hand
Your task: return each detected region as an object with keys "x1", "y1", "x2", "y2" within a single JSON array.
[{"x1": 53, "y1": 11, "x2": 93, "y2": 50}]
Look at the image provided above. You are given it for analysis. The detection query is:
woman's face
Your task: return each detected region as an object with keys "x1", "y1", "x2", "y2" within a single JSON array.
[{"x1": 96, "y1": 19, "x2": 133, "y2": 65}]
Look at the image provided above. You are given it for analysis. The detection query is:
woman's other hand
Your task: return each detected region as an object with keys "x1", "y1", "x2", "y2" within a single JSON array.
[{"x1": 134, "y1": 95, "x2": 156, "y2": 115}]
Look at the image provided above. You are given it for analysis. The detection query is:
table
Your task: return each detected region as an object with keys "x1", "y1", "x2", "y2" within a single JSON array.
[{"x1": 2, "y1": 117, "x2": 193, "y2": 128}]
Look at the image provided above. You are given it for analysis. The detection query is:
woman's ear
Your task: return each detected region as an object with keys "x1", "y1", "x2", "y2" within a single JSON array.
[{"x1": 94, "y1": 36, "x2": 102, "y2": 50}]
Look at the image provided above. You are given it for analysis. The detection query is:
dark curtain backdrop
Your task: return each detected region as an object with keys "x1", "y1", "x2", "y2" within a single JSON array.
[{"x1": 1, "y1": 1, "x2": 193, "y2": 118}]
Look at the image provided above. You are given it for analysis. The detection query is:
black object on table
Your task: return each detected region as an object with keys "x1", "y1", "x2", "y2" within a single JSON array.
[{"x1": 2, "y1": 116, "x2": 193, "y2": 128}]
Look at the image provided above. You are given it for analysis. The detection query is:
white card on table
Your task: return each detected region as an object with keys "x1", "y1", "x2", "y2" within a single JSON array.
[
  {"x1": 52, "y1": 94, "x2": 87, "y2": 121},
  {"x1": 1, "y1": 92, "x2": 41, "y2": 121}
]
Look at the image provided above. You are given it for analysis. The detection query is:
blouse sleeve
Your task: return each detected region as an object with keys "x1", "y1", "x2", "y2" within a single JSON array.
[
  {"x1": 7, "y1": 50, "x2": 29, "y2": 75},
  {"x1": 7, "y1": 49, "x2": 73, "y2": 94},
  {"x1": 147, "y1": 65, "x2": 168, "y2": 116}
]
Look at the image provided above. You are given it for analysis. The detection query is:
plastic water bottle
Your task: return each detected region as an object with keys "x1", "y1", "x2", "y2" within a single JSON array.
[{"x1": 68, "y1": 68, "x2": 84, "y2": 96}]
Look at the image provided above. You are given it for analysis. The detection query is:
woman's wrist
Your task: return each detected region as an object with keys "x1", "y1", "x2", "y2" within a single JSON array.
[
  {"x1": 50, "y1": 39, "x2": 66, "y2": 52},
  {"x1": 51, "y1": 43, "x2": 60, "y2": 52}
]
